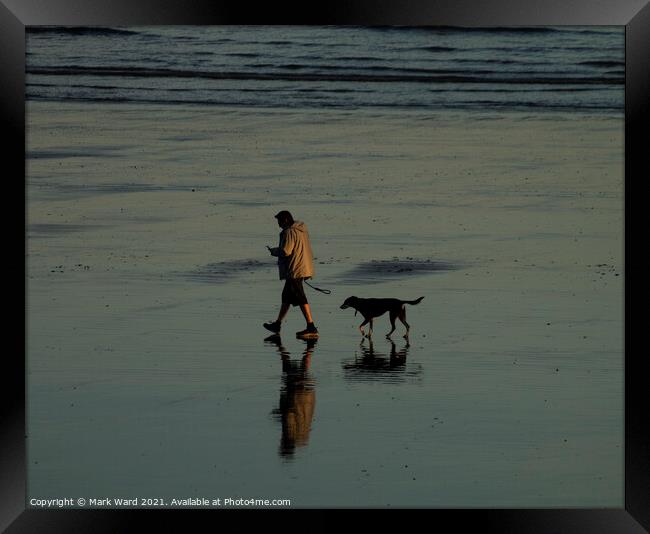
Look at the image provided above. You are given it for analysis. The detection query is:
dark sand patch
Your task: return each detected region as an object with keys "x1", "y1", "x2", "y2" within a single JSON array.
[
  {"x1": 224, "y1": 200, "x2": 269, "y2": 207},
  {"x1": 32, "y1": 183, "x2": 201, "y2": 200},
  {"x1": 225, "y1": 198, "x2": 355, "y2": 208},
  {"x1": 179, "y1": 258, "x2": 273, "y2": 283},
  {"x1": 27, "y1": 147, "x2": 124, "y2": 159},
  {"x1": 337, "y1": 258, "x2": 461, "y2": 284},
  {"x1": 117, "y1": 214, "x2": 176, "y2": 224},
  {"x1": 57, "y1": 183, "x2": 194, "y2": 194},
  {"x1": 305, "y1": 198, "x2": 355, "y2": 205},
  {"x1": 27, "y1": 223, "x2": 103, "y2": 237}
]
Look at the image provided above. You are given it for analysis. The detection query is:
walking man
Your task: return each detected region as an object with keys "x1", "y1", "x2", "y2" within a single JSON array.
[{"x1": 264, "y1": 210, "x2": 319, "y2": 338}]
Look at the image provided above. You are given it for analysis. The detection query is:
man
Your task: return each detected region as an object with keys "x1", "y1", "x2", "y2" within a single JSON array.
[{"x1": 264, "y1": 210, "x2": 319, "y2": 338}]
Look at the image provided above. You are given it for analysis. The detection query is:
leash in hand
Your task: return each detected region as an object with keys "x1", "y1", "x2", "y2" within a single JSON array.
[
  {"x1": 267, "y1": 245, "x2": 331, "y2": 294},
  {"x1": 304, "y1": 280, "x2": 332, "y2": 295}
]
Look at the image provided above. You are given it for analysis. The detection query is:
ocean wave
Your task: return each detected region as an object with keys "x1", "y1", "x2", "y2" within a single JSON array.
[
  {"x1": 428, "y1": 86, "x2": 607, "y2": 93},
  {"x1": 28, "y1": 82, "x2": 366, "y2": 94},
  {"x1": 482, "y1": 45, "x2": 602, "y2": 53},
  {"x1": 364, "y1": 26, "x2": 571, "y2": 34},
  {"x1": 25, "y1": 93, "x2": 623, "y2": 113},
  {"x1": 27, "y1": 26, "x2": 139, "y2": 37},
  {"x1": 224, "y1": 52, "x2": 262, "y2": 58},
  {"x1": 27, "y1": 65, "x2": 623, "y2": 85},
  {"x1": 413, "y1": 46, "x2": 457, "y2": 52},
  {"x1": 369, "y1": 26, "x2": 619, "y2": 37},
  {"x1": 459, "y1": 100, "x2": 617, "y2": 110},
  {"x1": 579, "y1": 60, "x2": 625, "y2": 67},
  {"x1": 453, "y1": 58, "x2": 547, "y2": 65}
]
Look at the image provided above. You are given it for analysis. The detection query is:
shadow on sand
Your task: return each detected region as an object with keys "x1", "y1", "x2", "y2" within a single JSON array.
[
  {"x1": 180, "y1": 258, "x2": 273, "y2": 283},
  {"x1": 337, "y1": 258, "x2": 461, "y2": 284}
]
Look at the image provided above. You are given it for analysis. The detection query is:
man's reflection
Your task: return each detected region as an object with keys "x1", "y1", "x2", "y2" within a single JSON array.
[{"x1": 265, "y1": 335, "x2": 316, "y2": 459}]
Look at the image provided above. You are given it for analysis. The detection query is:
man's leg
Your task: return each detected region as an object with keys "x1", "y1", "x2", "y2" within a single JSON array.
[
  {"x1": 299, "y1": 303, "x2": 313, "y2": 325},
  {"x1": 264, "y1": 282, "x2": 290, "y2": 333},
  {"x1": 297, "y1": 303, "x2": 318, "y2": 337},
  {"x1": 274, "y1": 280, "x2": 292, "y2": 325},
  {"x1": 276, "y1": 303, "x2": 290, "y2": 323}
]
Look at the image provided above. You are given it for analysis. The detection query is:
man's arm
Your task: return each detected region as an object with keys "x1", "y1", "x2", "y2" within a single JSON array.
[
  {"x1": 281, "y1": 228, "x2": 295, "y2": 257},
  {"x1": 268, "y1": 229, "x2": 292, "y2": 257}
]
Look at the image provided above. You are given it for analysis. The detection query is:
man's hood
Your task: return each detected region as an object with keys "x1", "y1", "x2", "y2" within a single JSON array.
[{"x1": 287, "y1": 221, "x2": 307, "y2": 232}]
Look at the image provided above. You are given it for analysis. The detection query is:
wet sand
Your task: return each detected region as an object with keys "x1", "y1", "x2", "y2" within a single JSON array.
[{"x1": 26, "y1": 101, "x2": 623, "y2": 507}]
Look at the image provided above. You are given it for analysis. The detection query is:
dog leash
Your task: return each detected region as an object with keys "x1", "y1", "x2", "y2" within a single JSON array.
[{"x1": 304, "y1": 280, "x2": 332, "y2": 294}]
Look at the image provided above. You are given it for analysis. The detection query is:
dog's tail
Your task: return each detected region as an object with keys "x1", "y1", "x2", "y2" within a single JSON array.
[{"x1": 404, "y1": 296, "x2": 424, "y2": 306}]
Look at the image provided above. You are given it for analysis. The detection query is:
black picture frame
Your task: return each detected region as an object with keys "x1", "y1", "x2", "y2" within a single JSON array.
[{"x1": 3, "y1": 0, "x2": 647, "y2": 531}]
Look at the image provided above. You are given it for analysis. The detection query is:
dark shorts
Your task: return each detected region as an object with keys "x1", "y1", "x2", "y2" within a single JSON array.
[{"x1": 282, "y1": 277, "x2": 308, "y2": 307}]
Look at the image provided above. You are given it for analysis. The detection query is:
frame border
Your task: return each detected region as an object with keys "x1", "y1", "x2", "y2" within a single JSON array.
[{"x1": 3, "y1": 1, "x2": 647, "y2": 531}]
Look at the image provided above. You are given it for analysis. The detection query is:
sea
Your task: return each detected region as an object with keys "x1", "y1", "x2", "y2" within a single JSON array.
[{"x1": 26, "y1": 25, "x2": 624, "y2": 114}]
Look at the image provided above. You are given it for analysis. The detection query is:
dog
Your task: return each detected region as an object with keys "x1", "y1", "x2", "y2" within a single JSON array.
[{"x1": 340, "y1": 296, "x2": 424, "y2": 338}]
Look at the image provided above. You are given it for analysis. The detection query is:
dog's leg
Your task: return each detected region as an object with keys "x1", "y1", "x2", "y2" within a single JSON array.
[
  {"x1": 359, "y1": 319, "x2": 369, "y2": 337},
  {"x1": 386, "y1": 311, "x2": 397, "y2": 338},
  {"x1": 368, "y1": 319, "x2": 373, "y2": 338},
  {"x1": 398, "y1": 307, "x2": 410, "y2": 339}
]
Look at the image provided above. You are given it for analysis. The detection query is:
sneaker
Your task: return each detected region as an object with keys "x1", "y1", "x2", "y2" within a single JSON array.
[
  {"x1": 263, "y1": 321, "x2": 281, "y2": 334},
  {"x1": 296, "y1": 324, "x2": 319, "y2": 338}
]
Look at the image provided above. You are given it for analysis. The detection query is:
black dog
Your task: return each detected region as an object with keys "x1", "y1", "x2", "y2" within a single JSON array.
[{"x1": 340, "y1": 296, "x2": 424, "y2": 338}]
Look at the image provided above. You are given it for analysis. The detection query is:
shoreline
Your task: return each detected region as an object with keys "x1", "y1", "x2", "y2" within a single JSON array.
[{"x1": 25, "y1": 97, "x2": 624, "y2": 122}]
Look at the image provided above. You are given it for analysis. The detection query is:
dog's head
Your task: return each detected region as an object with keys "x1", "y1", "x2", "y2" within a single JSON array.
[{"x1": 340, "y1": 296, "x2": 358, "y2": 310}]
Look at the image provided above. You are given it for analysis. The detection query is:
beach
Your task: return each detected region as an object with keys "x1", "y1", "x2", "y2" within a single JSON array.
[{"x1": 26, "y1": 100, "x2": 624, "y2": 507}]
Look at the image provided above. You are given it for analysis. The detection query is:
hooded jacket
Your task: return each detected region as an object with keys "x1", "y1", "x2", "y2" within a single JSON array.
[{"x1": 270, "y1": 221, "x2": 315, "y2": 280}]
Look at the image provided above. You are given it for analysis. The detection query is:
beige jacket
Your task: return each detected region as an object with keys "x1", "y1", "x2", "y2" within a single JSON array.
[{"x1": 270, "y1": 221, "x2": 315, "y2": 280}]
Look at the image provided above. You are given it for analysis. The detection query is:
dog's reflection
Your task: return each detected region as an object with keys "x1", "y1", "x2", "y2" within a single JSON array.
[
  {"x1": 265, "y1": 335, "x2": 316, "y2": 459},
  {"x1": 342, "y1": 338, "x2": 418, "y2": 381}
]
